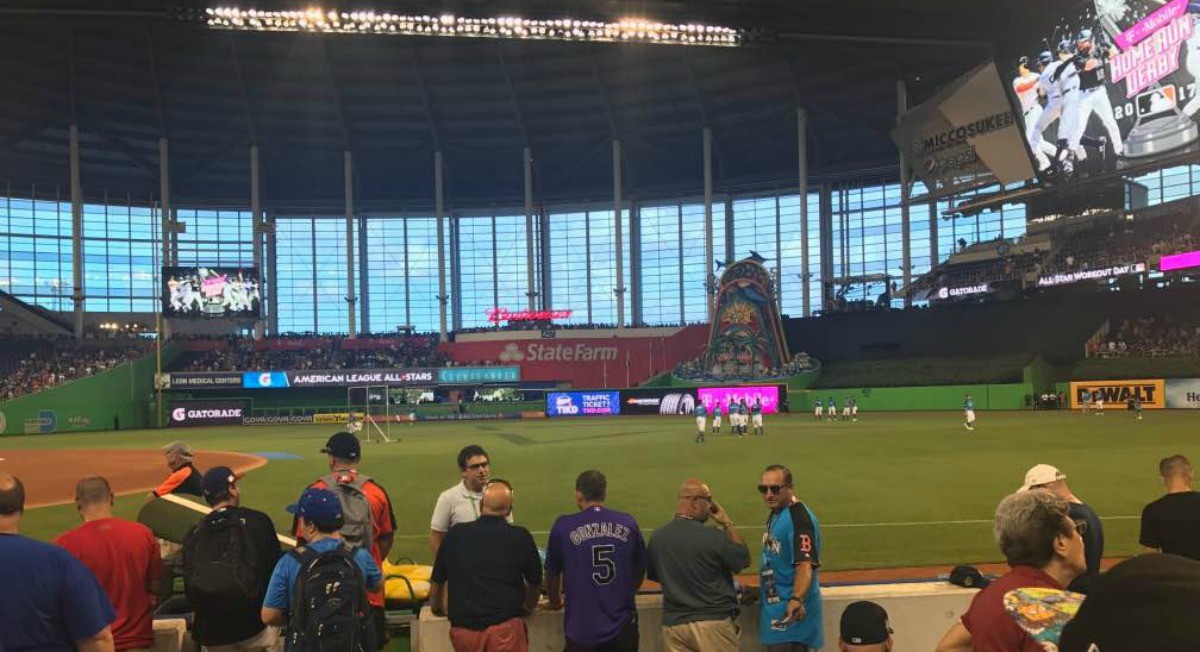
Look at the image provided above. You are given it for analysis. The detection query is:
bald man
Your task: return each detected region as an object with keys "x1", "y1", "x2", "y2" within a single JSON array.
[
  {"x1": 647, "y1": 479, "x2": 750, "y2": 652},
  {"x1": 0, "y1": 473, "x2": 118, "y2": 652},
  {"x1": 431, "y1": 480, "x2": 543, "y2": 652},
  {"x1": 57, "y1": 477, "x2": 162, "y2": 652}
]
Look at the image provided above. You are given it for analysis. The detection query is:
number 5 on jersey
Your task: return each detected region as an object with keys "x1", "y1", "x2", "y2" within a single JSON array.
[{"x1": 591, "y1": 544, "x2": 616, "y2": 585}]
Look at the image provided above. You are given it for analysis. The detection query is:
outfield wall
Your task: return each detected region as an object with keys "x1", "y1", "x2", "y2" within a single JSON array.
[
  {"x1": 0, "y1": 350, "x2": 171, "y2": 435},
  {"x1": 790, "y1": 383, "x2": 1031, "y2": 411}
]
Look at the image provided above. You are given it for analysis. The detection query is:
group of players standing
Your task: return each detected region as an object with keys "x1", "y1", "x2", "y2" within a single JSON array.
[
  {"x1": 1014, "y1": 28, "x2": 1123, "y2": 176},
  {"x1": 813, "y1": 396, "x2": 859, "y2": 423},
  {"x1": 692, "y1": 398, "x2": 764, "y2": 442}
]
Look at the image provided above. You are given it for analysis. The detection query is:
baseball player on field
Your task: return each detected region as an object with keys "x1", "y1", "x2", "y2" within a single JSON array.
[
  {"x1": 813, "y1": 397, "x2": 824, "y2": 421},
  {"x1": 694, "y1": 401, "x2": 708, "y2": 443},
  {"x1": 712, "y1": 400, "x2": 723, "y2": 435},
  {"x1": 751, "y1": 397, "x2": 764, "y2": 436}
]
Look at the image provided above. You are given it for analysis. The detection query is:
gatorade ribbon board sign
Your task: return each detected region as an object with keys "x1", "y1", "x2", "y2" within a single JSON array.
[
  {"x1": 168, "y1": 401, "x2": 248, "y2": 427},
  {"x1": 697, "y1": 386, "x2": 783, "y2": 414},
  {"x1": 1068, "y1": 379, "x2": 1165, "y2": 408},
  {"x1": 545, "y1": 391, "x2": 621, "y2": 417}
]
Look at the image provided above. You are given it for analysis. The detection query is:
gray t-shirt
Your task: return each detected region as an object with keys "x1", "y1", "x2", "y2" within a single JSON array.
[{"x1": 647, "y1": 517, "x2": 750, "y2": 626}]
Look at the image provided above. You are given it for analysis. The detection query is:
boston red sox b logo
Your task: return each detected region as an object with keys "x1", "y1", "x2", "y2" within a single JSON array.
[{"x1": 798, "y1": 533, "x2": 813, "y2": 554}]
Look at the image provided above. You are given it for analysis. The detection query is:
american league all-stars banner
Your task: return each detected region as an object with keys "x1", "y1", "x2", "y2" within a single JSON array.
[
  {"x1": 891, "y1": 61, "x2": 1037, "y2": 199},
  {"x1": 1007, "y1": 0, "x2": 1200, "y2": 181}
]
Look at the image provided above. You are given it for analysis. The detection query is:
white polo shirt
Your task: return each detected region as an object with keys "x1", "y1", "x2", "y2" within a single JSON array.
[{"x1": 430, "y1": 481, "x2": 513, "y2": 532}]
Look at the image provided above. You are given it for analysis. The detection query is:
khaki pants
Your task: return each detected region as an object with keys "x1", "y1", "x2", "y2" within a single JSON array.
[
  {"x1": 662, "y1": 618, "x2": 739, "y2": 652},
  {"x1": 202, "y1": 627, "x2": 281, "y2": 652}
]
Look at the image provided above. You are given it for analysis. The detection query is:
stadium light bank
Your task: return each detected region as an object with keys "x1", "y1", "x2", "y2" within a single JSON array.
[{"x1": 176, "y1": 6, "x2": 751, "y2": 47}]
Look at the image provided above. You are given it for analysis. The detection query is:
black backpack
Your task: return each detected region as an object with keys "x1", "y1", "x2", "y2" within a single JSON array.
[
  {"x1": 183, "y1": 510, "x2": 262, "y2": 611},
  {"x1": 288, "y1": 545, "x2": 377, "y2": 652}
]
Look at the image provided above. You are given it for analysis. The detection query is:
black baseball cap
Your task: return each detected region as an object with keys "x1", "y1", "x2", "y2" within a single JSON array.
[
  {"x1": 840, "y1": 600, "x2": 892, "y2": 646},
  {"x1": 320, "y1": 432, "x2": 360, "y2": 461},
  {"x1": 201, "y1": 466, "x2": 237, "y2": 502},
  {"x1": 1057, "y1": 554, "x2": 1200, "y2": 651}
]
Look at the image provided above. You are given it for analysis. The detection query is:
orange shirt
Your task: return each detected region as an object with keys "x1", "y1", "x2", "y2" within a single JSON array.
[
  {"x1": 153, "y1": 464, "x2": 202, "y2": 498},
  {"x1": 298, "y1": 475, "x2": 396, "y2": 608}
]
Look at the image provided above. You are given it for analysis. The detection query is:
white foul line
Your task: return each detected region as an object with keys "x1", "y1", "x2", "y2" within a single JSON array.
[{"x1": 388, "y1": 515, "x2": 1141, "y2": 540}]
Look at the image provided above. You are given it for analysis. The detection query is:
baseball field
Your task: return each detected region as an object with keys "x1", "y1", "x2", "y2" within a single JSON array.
[{"x1": 2, "y1": 409, "x2": 1192, "y2": 570}]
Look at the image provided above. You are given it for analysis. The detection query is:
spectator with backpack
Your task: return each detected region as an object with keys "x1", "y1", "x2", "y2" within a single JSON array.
[
  {"x1": 263, "y1": 488, "x2": 382, "y2": 652},
  {"x1": 298, "y1": 432, "x2": 396, "y2": 649},
  {"x1": 182, "y1": 467, "x2": 282, "y2": 651}
]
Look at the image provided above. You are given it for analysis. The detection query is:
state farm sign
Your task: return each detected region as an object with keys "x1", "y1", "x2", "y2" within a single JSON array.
[
  {"x1": 446, "y1": 327, "x2": 710, "y2": 388},
  {"x1": 497, "y1": 342, "x2": 618, "y2": 363}
]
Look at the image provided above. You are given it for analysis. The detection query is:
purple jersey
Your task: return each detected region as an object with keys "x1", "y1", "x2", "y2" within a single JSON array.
[{"x1": 545, "y1": 506, "x2": 646, "y2": 646}]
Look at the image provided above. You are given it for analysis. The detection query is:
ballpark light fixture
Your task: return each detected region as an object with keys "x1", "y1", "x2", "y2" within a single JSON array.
[{"x1": 185, "y1": 6, "x2": 743, "y2": 46}]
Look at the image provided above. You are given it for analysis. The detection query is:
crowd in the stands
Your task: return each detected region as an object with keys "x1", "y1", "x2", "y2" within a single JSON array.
[
  {"x1": 0, "y1": 338, "x2": 147, "y2": 401},
  {"x1": 174, "y1": 335, "x2": 445, "y2": 372},
  {"x1": 1088, "y1": 315, "x2": 1200, "y2": 358}
]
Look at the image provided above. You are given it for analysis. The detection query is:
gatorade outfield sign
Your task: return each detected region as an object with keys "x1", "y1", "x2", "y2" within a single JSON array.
[
  {"x1": 168, "y1": 401, "x2": 247, "y2": 427},
  {"x1": 1069, "y1": 379, "x2": 1165, "y2": 409}
]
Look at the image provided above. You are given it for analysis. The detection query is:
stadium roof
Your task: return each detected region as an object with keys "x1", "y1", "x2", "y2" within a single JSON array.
[{"x1": 0, "y1": 0, "x2": 1074, "y2": 209}]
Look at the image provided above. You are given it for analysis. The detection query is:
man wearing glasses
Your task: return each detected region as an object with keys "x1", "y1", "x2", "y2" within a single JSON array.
[
  {"x1": 647, "y1": 479, "x2": 749, "y2": 652},
  {"x1": 935, "y1": 490, "x2": 1087, "y2": 652},
  {"x1": 758, "y1": 464, "x2": 823, "y2": 652},
  {"x1": 1016, "y1": 464, "x2": 1103, "y2": 593},
  {"x1": 430, "y1": 445, "x2": 511, "y2": 559}
]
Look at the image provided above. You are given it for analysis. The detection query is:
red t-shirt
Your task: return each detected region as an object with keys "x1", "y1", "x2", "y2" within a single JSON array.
[
  {"x1": 300, "y1": 474, "x2": 397, "y2": 608},
  {"x1": 56, "y1": 518, "x2": 163, "y2": 651},
  {"x1": 961, "y1": 565, "x2": 1063, "y2": 652}
]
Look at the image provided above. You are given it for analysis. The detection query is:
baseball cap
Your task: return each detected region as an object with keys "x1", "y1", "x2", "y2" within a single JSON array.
[
  {"x1": 163, "y1": 441, "x2": 193, "y2": 458},
  {"x1": 1006, "y1": 554, "x2": 1200, "y2": 652},
  {"x1": 840, "y1": 601, "x2": 892, "y2": 646},
  {"x1": 202, "y1": 466, "x2": 237, "y2": 501},
  {"x1": 286, "y1": 487, "x2": 344, "y2": 527},
  {"x1": 320, "y1": 432, "x2": 360, "y2": 461},
  {"x1": 1018, "y1": 464, "x2": 1065, "y2": 492}
]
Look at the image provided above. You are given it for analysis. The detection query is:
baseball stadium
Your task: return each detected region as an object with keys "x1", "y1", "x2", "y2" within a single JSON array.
[{"x1": 2, "y1": 1, "x2": 1200, "y2": 650}]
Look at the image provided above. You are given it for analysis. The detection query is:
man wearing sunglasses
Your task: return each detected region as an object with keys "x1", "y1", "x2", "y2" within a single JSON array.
[
  {"x1": 647, "y1": 479, "x2": 749, "y2": 652},
  {"x1": 758, "y1": 465, "x2": 823, "y2": 652},
  {"x1": 431, "y1": 445, "x2": 511, "y2": 559}
]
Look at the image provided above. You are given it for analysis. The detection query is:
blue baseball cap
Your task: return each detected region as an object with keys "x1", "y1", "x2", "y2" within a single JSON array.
[{"x1": 286, "y1": 488, "x2": 344, "y2": 527}]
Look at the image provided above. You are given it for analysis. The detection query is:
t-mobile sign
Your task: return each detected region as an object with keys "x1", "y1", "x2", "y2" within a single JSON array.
[{"x1": 697, "y1": 386, "x2": 782, "y2": 414}]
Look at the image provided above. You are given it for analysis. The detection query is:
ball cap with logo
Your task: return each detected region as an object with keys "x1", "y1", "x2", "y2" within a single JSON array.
[
  {"x1": 1006, "y1": 553, "x2": 1200, "y2": 651},
  {"x1": 1017, "y1": 464, "x2": 1065, "y2": 492},
  {"x1": 286, "y1": 487, "x2": 344, "y2": 528},
  {"x1": 840, "y1": 600, "x2": 892, "y2": 646},
  {"x1": 202, "y1": 465, "x2": 237, "y2": 501},
  {"x1": 320, "y1": 431, "x2": 361, "y2": 461}
]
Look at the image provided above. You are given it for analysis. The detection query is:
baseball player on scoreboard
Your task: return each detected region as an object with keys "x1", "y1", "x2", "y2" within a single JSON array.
[
  {"x1": 1016, "y1": 54, "x2": 1059, "y2": 171},
  {"x1": 1051, "y1": 39, "x2": 1085, "y2": 174},
  {"x1": 1030, "y1": 49, "x2": 1066, "y2": 172},
  {"x1": 1071, "y1": 29, "x2": 1123, "y2": 160}
]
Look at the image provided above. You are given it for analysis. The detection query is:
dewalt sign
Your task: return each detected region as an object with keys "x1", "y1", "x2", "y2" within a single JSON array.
[{"x1": 1069, "y1": 379, "x2": 1165, "y2": 410}]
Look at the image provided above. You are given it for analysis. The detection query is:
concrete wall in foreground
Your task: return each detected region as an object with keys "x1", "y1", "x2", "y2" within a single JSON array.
[{"x1": 414, "y1": 582, "x2": 977, "y2": 652}]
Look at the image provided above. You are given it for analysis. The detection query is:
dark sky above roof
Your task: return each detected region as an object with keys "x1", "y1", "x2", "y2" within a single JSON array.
[{"x1": 0, "y1": 0, "x2": 1077, "y2": 208}]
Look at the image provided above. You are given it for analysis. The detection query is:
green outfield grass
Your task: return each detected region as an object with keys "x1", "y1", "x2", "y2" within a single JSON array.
[{"x1": 3, "y1": 410, "x2": 1194, "y2": 571}]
